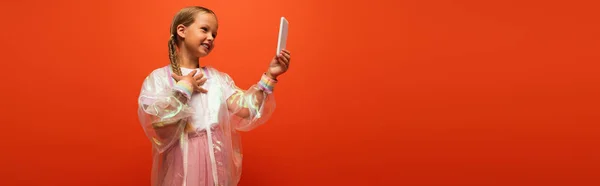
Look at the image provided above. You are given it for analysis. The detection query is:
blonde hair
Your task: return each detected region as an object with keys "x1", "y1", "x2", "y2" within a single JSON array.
[{"x1": 168, "y1": 6, "x2": 216, "y2": 77}]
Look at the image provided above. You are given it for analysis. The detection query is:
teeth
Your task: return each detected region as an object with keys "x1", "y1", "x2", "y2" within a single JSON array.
[{"x1": 202, "y1": 44, "x2": 209, "y2": 49}]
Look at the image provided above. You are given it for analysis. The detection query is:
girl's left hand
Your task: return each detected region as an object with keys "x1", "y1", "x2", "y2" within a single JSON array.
[{"x1": 267, "y1": 49, "x2": 291, "y2": 79}]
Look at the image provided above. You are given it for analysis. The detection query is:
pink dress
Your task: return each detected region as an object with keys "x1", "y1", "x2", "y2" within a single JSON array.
[{"x1": 137, "y1": 65, "x2": 277, "y2": 186}]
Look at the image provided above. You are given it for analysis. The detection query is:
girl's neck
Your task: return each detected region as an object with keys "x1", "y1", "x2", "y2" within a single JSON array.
[{"x1": 178, "y1": 46, "x2": 200, "y2": 69}]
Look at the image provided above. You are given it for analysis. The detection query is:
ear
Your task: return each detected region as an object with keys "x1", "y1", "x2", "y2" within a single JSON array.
[{"x1": 176, "y1": 24, "x2": 187, "y2": 39}]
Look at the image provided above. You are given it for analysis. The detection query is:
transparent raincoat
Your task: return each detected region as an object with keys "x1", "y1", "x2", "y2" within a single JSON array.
[{"x1": 137, "y1": 65, "x2": 276, "y2": 186}]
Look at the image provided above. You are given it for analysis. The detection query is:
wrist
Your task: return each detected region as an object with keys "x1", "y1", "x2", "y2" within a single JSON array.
[
  {"x1": 258, "y1": 73, "x2": 278, "y2": 94},
  {"x1": 174, "y1": 80, "x2": 193, "y2": 100},
  {"x1": 266, "y1": 71, "x2": 278, "y2": 80}
]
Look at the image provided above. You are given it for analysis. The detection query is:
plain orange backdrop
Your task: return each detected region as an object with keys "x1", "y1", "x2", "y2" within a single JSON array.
[{"x1": 1, "y1": 0, "x2": 599, "y2": 185}]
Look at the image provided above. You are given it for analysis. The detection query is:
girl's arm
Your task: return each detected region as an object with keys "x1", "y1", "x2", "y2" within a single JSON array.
[
  {"x1": 224, "y1": 73, "x2": 277, "y2": 132},
  {"x1": 225, "y1": 49, "x2": 291, "y2": 131},
  {"x1": 137, "y1": 70, "x2": 195, "y2": 153}
]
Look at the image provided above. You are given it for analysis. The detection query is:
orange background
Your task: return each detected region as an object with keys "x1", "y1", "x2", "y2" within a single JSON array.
[{"x1": 1, "y1": 0, "x2": 599, "y2": 185}]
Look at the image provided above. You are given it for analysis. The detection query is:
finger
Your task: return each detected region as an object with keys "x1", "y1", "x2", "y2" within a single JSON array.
[
  {"x1": 280, "y1": 49, "x2": 290, "y2": 55},
  {"x1": 187, "y1": 70, "x2": 197, "y2": 77},
  {"x1": 171, "y1": 74, "x2": 181, "y2": 81},
  {"x1": 194, "y1": 73, "x2": 204, "y2": 80},
  {"x1": 278, "y1": 55, "x2": 289, "y2": 63},
  {"x1": 280, "y1": 55, "x2": 291, "y2": 67},
  {"x1": 197, "y1": 87, "x2": 208, "y2": 93},
  {"x1": 195, "y1": 84, "x2": 203, "y2": 91},
  {"x1": 277, "y1": 57, "x2": 288, "y2": 69},
  {"x1": 196, "y1": 78, "x2": 207, "y2": 85},
  {"x1": 284, "y1": 56, "x2": 291, "y2": 67},
  {"x1": 281, "y1": 52, "x2": 291, "y2": 59}
]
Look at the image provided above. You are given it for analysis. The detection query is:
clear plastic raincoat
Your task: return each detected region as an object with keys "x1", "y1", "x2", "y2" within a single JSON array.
[{"x1": 137, "y1": 65, "x2": 276, "y2": 186}]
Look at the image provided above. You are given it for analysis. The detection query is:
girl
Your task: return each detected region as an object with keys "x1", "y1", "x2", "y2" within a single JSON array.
[{"x1": 137, "y1": 6, "x2": 291, "y2": 186}]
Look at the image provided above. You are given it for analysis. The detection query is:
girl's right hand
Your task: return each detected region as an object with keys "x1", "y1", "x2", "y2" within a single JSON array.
[{"x1": 172, "y1": 70, "x2": 208, "y2": 93}]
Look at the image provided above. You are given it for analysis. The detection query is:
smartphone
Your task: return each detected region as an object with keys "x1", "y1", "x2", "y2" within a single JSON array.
[{"x1": 276, "y1": 17, "x2": 289, "y2": 54}]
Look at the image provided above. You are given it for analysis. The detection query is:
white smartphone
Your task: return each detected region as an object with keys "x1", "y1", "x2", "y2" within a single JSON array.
[{"x1": 276, "y1": 17, "x2": 289, "y2": 54}]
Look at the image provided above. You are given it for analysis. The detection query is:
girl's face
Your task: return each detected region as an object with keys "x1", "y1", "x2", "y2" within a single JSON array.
[{"x1": 178, "y1": 12, "x2": 218, "y2": 58}]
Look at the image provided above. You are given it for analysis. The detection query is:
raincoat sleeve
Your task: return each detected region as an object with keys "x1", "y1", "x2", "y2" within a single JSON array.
[
  {"x1": 137, "y1": 70, "x2": 195, "y2": 153},
  {"x1": 222, "y1": 72, "x2": 277, "y2": 132}
]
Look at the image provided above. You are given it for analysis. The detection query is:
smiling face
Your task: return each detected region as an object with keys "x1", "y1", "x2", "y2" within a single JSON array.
[
  {"x1": 177, "y1": 12, "x2": 218, "y2": 58},
  {"x1": 167, "y1": 6, "x2": 218, "y2": 76}
]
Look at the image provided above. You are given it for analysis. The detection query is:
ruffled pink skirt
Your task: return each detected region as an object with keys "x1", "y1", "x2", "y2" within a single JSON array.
[{"x1": 156, "y1": 126, "x2": 231, "y2": 186}]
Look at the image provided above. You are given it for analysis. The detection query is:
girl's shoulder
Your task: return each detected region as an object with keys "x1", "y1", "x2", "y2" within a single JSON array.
[
  {"x1": 143, "y1": 65, "x2": 170, "y2": 79},
  {"x1": 152, "y1": 65, "x2": 171, "y2": 76},
  {"x1": 141, "y1": 66, "x2": 171, "y2": 88}
]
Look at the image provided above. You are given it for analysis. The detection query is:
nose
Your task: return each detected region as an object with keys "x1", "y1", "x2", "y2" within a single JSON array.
[{"x1": 207, "y1": 34, "x2": 214, "y2": 42}]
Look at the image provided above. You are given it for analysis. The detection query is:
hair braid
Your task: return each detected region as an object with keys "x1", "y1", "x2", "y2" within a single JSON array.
[{"x1": 168, "y1": 35, "x2": 182, "y2": 78}]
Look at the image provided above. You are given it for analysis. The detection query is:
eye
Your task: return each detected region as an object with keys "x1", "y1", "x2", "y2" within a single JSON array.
[
  {"x1": 212, "y1": 33, "x2": 217, "y2": 38},
  {"x1": 201, "y1": 27, "x2": 208, "y2": 32}
]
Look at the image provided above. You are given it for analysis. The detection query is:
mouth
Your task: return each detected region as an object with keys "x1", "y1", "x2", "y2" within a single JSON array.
[{"x1": 201, "y1": 43, "x2": 211, "y2": 51}]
